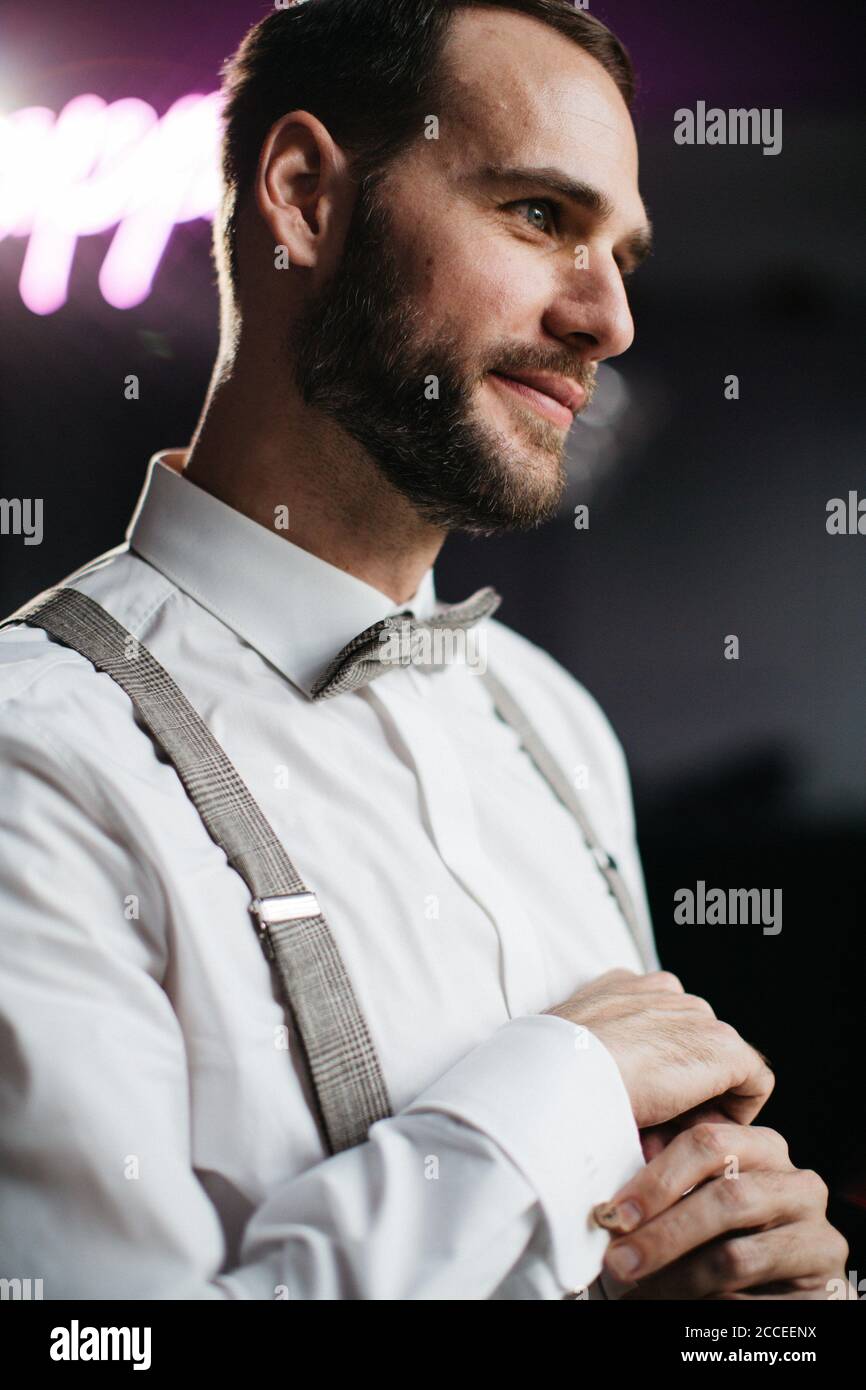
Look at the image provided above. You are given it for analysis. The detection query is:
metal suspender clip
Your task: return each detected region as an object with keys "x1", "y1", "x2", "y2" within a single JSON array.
[
  {"x1": 591, "y1": 845, "x2": 618, "y2": 873},
  {"x1": 249, "y1": 892, "x2": 321, "y2": 960}
]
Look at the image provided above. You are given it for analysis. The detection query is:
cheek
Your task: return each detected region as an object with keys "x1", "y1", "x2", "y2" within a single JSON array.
[
  {"x1": 417, "y1": 239, "x2": 544, "y2": 346},
  {"x1": 391, "y1": 191, "x2": 550, "y2": 346}
]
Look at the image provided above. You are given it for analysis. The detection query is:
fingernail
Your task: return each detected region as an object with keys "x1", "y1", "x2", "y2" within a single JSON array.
[
  {"x1": 605, "y1": 1243, "x2": 641, "y2": 1278},
  {"x1": 615, "y1": 1200, "x2": 642, "y2": 1230}
]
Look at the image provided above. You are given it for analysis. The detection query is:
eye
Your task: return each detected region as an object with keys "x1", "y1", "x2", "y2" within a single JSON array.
[{"x1": 507, "y1": 198, "x2": 560, "y2": 236}]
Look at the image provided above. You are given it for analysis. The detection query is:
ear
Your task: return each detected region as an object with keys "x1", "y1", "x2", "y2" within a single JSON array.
[{"x1": 253, "y1": 110, "x2": 345, "y2": 271}]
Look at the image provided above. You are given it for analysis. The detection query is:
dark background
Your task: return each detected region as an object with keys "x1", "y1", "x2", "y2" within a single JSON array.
[{"x1": 1, "y1": 0, "x2": 864, "y2": 1282}]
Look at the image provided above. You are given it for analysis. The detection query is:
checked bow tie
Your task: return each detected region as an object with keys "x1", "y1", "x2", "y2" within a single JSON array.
[{"x1": 310, "y1": 586, "x2": 502, "y2": 701}]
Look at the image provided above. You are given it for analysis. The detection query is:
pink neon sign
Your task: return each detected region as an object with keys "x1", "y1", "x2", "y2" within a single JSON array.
[{"x1": 0, "y1": 93, "x2": 222, "y2": 314}]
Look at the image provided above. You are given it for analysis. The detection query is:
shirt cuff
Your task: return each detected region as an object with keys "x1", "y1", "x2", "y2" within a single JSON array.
[{"x1": 401, "y1": 1012, "x2": 645, "y2": 1292}]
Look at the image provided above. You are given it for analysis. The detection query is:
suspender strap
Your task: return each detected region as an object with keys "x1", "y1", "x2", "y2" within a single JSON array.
[
  {"x1": 1, "y1": 583, "x2": 650, "y2": 1157},
  {"x1": 0, "y1": 586, "x2": 391, "y2": 1155},
  {"x1": 480, "y1": 667, "x2": 653, "y2": 972},
  {"x1": 479, "y1": 668, "x2": 651, "y2": 1304}
]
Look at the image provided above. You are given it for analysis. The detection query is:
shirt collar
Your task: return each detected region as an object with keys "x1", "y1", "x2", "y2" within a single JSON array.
[{"x1": 125, "y1": 449, "x2": 438, "y2": 699}]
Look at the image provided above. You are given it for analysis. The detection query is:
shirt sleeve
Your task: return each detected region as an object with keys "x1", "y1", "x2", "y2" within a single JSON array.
[
  {"x1": 220, "y1": 1015, "x2": 645, "y2": 1300},
  {"x1": 0, "y1": 703, "x2": 642, "y2": 1300},
  {"x1": 400, "y1": 1014, "x2": 646, "y2": 1297}
]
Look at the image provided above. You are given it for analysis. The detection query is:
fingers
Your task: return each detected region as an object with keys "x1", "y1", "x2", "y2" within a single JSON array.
[
  {"x1": 624, "y1": 1220, "x2": 849, "y2": 1300},
  {"x1": 666, "y1": 1102, "x2": 737, "y2": 1135},
  {"x1": 639, "y1": 1123, "x2": 677, "y2": 1162},
  {"x1": 712, "y1": 1023, "x2": 776, "y2": 1124},
  {"x1": 597, "y1": 1122, "x2": 792, "y2": 1234},
  {"x1": 604, "y1": 1165, "x2": 816, "y2": 1284}
]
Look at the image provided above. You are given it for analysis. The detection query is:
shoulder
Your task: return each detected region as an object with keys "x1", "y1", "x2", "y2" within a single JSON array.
[
  {"x1": 0, "y1": 545, "x2": 174, "y2": 694},
  {"x1": 0, "y1": 548, "x2": 178, "y2": 801}
]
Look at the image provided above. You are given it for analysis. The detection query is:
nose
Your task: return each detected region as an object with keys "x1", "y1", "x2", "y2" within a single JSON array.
[{"x1": 543, "y1": 252, "x2": 635, "y2": 364}]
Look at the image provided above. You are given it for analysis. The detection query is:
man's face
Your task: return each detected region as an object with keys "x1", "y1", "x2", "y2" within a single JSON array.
[{"x1": 290, "y1": 9, "x2": 651, "y2": 536}]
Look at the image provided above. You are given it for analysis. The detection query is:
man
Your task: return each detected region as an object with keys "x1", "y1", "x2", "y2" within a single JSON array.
[{"x1": 0, "y1": 0, "x2": 847, "y2": 1299}]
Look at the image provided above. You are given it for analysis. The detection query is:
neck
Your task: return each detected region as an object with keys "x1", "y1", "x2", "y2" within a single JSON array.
[{"x1": 183, "y1": 348, "x2": 445, "y2": 606}]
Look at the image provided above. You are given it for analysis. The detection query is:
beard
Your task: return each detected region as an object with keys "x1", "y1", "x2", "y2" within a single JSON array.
[{"x1": 288, "y1": 173, "x2": 591, "y2": 536}]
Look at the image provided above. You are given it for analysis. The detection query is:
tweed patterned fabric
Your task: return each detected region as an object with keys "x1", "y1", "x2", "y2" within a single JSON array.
[
  {"x1": 0, "y1": 585, "x2": 391, "y2": 1155},
  {"x1": 310, "y1": 586, "x2": 502, "y2": 700},
  {"x1": 1, "y1": 581, "x2": 650, "y2": 1174}
]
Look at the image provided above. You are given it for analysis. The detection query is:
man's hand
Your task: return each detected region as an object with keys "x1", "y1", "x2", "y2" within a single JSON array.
[
  {"x1": 596, "y1": 1121, "x2": 849, "y2": 1299},
  {"x1": 545, "y1": 969, "x2": 774, "y2": 1129}
]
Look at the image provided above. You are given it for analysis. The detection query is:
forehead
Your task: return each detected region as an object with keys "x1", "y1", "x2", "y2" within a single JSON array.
[{"x1": 437, "y1": 8, "x2": 641, "y2": 206}]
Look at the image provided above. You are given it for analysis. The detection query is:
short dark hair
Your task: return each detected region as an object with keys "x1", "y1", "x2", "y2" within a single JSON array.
[{"x1": 216, "y1": 0, "x2": 635, "y2": 298}]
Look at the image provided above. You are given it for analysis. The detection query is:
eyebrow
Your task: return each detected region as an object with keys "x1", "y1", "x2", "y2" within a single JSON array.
[{"x1": 471, "y1": 162, "x2": 654, "y2": 271}]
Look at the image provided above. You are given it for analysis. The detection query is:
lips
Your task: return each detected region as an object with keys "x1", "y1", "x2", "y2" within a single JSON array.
[
  {"x1": 488, "y1": 369, "x2": 586, "y2": 427},
  {"x1": 496, "y1": 370, "x2": 586, "y2": 414}
]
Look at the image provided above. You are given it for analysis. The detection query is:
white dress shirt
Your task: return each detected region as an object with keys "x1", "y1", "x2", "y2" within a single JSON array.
[{"x1": 0, "y1": 449, "x2": 660, "y2": 1300}]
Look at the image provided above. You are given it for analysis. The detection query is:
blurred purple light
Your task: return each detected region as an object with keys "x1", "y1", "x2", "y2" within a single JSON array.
[{"x1": 0, "y1": 92, "x2": 222, "y2": 313}]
